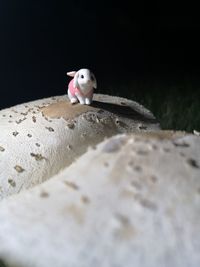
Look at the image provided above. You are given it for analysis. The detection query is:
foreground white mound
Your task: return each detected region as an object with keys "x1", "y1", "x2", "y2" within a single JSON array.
[
  {"x1": 0, "y1": 132, "x2": 199, "y2": 267},
  {"x1": 0, "y1": 94, "x2": 159, "y2": 199}
]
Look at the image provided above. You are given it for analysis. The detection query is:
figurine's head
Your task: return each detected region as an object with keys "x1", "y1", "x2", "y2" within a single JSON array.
[{"x1": 67, "y1": 69, "x2": 97, "y2": 92}]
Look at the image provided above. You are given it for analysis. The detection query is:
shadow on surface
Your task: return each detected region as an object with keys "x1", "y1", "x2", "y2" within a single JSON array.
[{"x1": 91, "y1": 101, "x2": 158, "y2": 124}]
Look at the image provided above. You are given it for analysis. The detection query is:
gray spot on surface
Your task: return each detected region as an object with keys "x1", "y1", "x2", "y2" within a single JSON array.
[
  {"x1": 20, "y1": 112, "x2": 28, "y2": 116},
  {"x1": 64, "y1": 181, "x2": 79, "y2": 190},
  {"x1": 44, "y1": 117, "x2": 52, "y2": 122},
  {"x1": 131, "y1": 180, "x2": 143, "y2": 190},
  {"x1": 32, "y1": 116, "x2": 36, "y2": 123},
  {"x1": 15, "y1": 118, "x2": 27, "y2": 124},
  {"x1": 66, "y1": 121, "x2": 76, "y2": 129},
  {"x1": 150, "y1": 175, "x2": 158, "y2": 183},
  {"x1": 136, "y1": 150, "x2": 149, "y2": 156},
  {"x1": 0, "y1": 146, "x2": 5, "y2": 152},
  {"x1": 45, "y1": 127, "x2": 54, "y2": 132},
  {"x1": 173, "y1": 141, "x2": 190, "y2": 147},
  {"x1": 14, "y1": 165, "x2": 25, "y2": 173},
  {"x1": 102, "y1": 137, "x2": 126, "y2": 153},
  {"x1": 115, "y1": 213, "x2": 130, "y2": 226},
  {"x1": 139, "y1": 198, "x2": 157, "y2": 211},
  {"x1": 163, "y1": 147, "x2": 171, "y2": 153},
  {"x1": 128, "y1": 160, "x2": 134, "y2": 166},
  {"x1": 138, "y1": 125, "x2": 147, "y2": 130},
  {"x1": 81, "y1": 195, "x2": 90, "y2": 204},
  {"x1": 12, "y1": 131, "x2": 19, "y2": 137},
  {"x1": 187, "y1": 158, "x2": 199, "y2": 169},
  {"x1": 8, "y1": 179, "x2": 16, "y2": 187},
  {"x1": 40, "y1": 191, "x2": 49, "y2": 198},
  {"x1": 30, "y1": 153, "x2": 46, "y2": 161},
  {"x1": 66, "y1": 145, "x2": 72, "y2": 150},
  {"x1": 134, "y1": 165, "x2": 143, "y2": 172},
  {"x1": 151, "y1": 144, "x2": 158, "y2": 150},
  {"x1": 115, "y1": 119, "x2": 128, "y2": 128},
  {"x1": 114, "y1": 213, "x2": 135, "y2": 240},
  {"x1": 104, "y1": 162, "x2": 109, "y2": 167}
]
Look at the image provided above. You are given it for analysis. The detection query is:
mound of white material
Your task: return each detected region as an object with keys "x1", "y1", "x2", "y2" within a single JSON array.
[
  {"x1": 0, "y1": 94, "x2": 159, "y2": 199},
  {"x1": 0, "y1": 132, "x2": 200, "y2": 267}
]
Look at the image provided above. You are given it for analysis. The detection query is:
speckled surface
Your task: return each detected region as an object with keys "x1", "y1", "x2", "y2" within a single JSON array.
[
  {"x1": 0, "y1": 94, "x2": 160, "y2": 199},
  {"x1": 0, "y1": 132, "x2": 200, "y2": 267}
]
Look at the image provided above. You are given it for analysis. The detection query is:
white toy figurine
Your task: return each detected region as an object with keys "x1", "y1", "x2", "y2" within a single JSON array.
[{"x1": 67, "y1": 68, "x2": 97, "y2": 105}]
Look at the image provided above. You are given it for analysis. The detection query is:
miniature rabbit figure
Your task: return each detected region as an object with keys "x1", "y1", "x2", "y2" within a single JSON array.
[{"x1": 67, "y1": 68, "x2": 97, "y2": 105}]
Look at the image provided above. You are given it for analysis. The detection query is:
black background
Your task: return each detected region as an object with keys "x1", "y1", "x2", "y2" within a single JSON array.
[{"x1": 0, "y1": 0, "x2": 200, "y2": 109}]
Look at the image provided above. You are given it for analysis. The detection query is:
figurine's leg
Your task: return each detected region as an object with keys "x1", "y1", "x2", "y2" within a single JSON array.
[
  {"x1": 75, "y1": 93, "x2": 85, "y2": 105},
  {"x1": 68, "y1": 89, "x2": 78, "y2": 104},
  {"x1": 85, "y1": 98, "x2": 92, "y2": 105}
]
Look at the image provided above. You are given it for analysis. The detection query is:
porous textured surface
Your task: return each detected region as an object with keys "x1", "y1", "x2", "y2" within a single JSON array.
[
  {"x1": 0, "y1": 131, "x2": 200, "y2": 267},
  {"x1": 0, "y1": 94, "x2": 159, "y2": 199}
]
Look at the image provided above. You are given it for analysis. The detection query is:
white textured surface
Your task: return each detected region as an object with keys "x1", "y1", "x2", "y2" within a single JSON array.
[
  {"x1": 0, "y1": 94, "x2": 159, "y2": 199},
  {"x1": 0, "y1": 133, "x2": 200, "y2": 267}
]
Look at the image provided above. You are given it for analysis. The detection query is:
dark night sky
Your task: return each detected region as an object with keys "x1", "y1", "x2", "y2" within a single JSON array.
[{"x1": 0, "y1": 0, "x2": 200, "y2": 109}]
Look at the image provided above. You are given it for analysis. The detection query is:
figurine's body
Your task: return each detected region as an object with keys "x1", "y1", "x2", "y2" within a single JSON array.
[
  {"x1": 68, "y1": 79, "x2": 93, "y2": 104},
  {"x1": 67, "y1": 69, "x2": 97, "y2": 105}
]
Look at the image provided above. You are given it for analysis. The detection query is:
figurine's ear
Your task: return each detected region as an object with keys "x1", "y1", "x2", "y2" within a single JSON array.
[
  {"x1": 73, "y1": 71, "x2": 79, "y2": 88},
  {"x1": 91, "y1": 73, "x2": 97, "y2": 89},
  {"x1": 66, "y1": 71, "x2": 76, "y2": 77}
]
